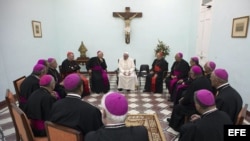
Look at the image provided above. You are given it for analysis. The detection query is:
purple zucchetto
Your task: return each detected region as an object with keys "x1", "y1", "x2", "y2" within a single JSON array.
[
  {"x1": 33, "y1": 64, "x2": 45, "y2": 72},
  {"x1": 196, "y1": 89, "x2": 215, "y2": 106},
  {"x1": 47, "y1": 58, "x2": 55, "y2": 63},
  {"x1": 214, "y1": 68, "x2": 228, "y2": 81},
  {"x1": 191, "y1": 57, "x2": 199, "y2": 64},
  {"x1": 104, "y1": 92, "x2": 128, "y2": 116},
  {"x1": 191, "y1": 65, "x2": 202, "y2": 75},
  {"x1": 63, "y1": 73, "x2": 82, "y2": 91},
  {"x1": 37, "y1": 59, "x2": 46, "y2": 65},
  {"x1": 39, "y1": 74, "x2": 53, "y2": 86},
  {"x1": 207, "y1": 61, "x2": 216, "y2": 71},
  {"x1": 177, "y1": 52, "x2": 183, "y2": 58}
]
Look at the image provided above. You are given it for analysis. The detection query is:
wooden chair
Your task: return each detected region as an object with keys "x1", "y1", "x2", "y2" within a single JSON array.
[
  {"x1": 13, "y1": 75, "x2": 26, "y2": 102},
  {"x1": 10, "y1": 103, "x2": 48, "y2": 141},
  {"x1": 235, "y1": 104, "x2": 248, "y2": 125},
  {"x1": 5, "y1": 89, "x2": 20, "y2": 141},
  {"x1": 45, "y1": 121, "x2": 83, "y2": 141}
]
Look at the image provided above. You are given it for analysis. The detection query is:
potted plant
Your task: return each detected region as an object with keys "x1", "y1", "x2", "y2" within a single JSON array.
[{"x1": 154, "y1": 40, "x2": 170, "y2": 58}]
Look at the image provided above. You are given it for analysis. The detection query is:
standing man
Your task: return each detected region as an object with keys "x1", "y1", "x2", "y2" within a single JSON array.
[
  {"x1": 143, "y1": 52, "x2": 168, "y2": 93},
  {"x1": 118, "y1": 52, "x2": 138, "y2": 92},
  {"x1": 210, "y1": 68, "x2": 243, "y2": 123},
  {"x1": 61, "y1": 51, "x2": 81, "y2": 77},
  {"x1": 86, "y1": 50, "x2": 110, "y2": 93}
]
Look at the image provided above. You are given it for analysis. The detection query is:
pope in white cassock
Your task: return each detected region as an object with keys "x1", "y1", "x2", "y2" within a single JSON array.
[{"x1": 118, "y1": 52, "x2": 138, "y2": 91}]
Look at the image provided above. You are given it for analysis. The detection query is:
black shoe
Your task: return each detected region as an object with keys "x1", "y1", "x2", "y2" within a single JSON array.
[
  {"x1": 118, "y1": 88, "x2": 123, "y2": 91},
  {"x1": 126, "y1": 89, "x2": 130, "y2": 92},
  {"x1": 167, "y1": 118, "x2": 171, "y2": 123},
  {"x1": 168, "y1": 98, "x2": 173, "y2": 102}
]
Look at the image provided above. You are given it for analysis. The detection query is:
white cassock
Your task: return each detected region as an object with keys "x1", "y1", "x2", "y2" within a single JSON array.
[{"x1": 118, "y1": 57, "x2": 138, "y2": 90}]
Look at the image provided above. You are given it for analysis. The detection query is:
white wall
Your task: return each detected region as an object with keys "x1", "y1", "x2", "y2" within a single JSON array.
[
  {"x1": 208, "y1": 0, "x2": 250, "y2": 105},
  {"x1": 54, "y1": 0, "x2": 200, "y2": 68},
  {"x1": 0, "y1": 0, "x2": 200, "y2": 101},
  {"x1": 0, "y1": 0, "x2": 58, "y2": 100}
]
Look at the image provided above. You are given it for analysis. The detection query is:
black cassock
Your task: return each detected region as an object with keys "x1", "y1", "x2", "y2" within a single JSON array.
[
  {"x1": 49, "y1": 94, "x2": 103, "y2": 136},
  {"x1": 61, "y1": 59, "x2": 80, "y2": 77},
  {"x1": 86, "y1": 57, "x2": 110, "y2": 93},
  {"x1": 165, "y1": 59, "x2": 190, "y2": 99},
  {"x1": 47, "y1": 67, "x2": 66, "y2": 98},
  {"x1": 169, "y1": 76, "x2": 212, "y2": 132},
  {"x1": 85, "y1": 124, "x2": 149, "y2": 141},
  {"x1": 24, "y1": 87, "x2": 57, "y2": 137},
  {"x1": 144, "y1": 58, "x2": 168, "y2": 93},
  {"x1": 216, "y1": 84, "x2": 243, "y2": 123},
  {"x1": 179, "y1": 110, "x2": 233, "y2": 141},
  {"x1": 19, "y1": 74, "x2": 40, "y2": 111}
]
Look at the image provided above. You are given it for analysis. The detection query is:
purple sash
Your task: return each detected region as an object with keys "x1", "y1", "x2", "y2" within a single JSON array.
[
  {"x1": 92, "y1": 66, "x2": 109, "y2": 86},
  {"x1": 176, "y1": 83, "x2": 188, "y2": 92},
  {"x1": 168, "y1": 71, "x2": 181, "y2": 94},
  {"x1": 19, "y1": 96, "x2": 27, "y2": 103},
  {"x1": 30, "y1": 119, "x2": 45, "y2": 130}
]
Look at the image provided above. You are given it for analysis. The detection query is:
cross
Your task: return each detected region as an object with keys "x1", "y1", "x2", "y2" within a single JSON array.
[{"x1": 113, "y1": 7, "x2": 142, "y2": 44}]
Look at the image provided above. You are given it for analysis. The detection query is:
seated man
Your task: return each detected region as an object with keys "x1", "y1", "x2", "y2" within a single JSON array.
[
  {"x1": 165, "y1": 52, "x2": 190, "y2": 101},
  {"x1": 19, "y1": 64, "x2": 47, "y2": 111},
  {"x1": 203, "y1": 61, "x2": 216, "y2": 95},
  {"x1": 24, "y1": 75, "x2": 59, "y2": 137},
  {"x1": 210, "y1": 68, "x2": 243, "y2": 123},
  {"x1": 117, "y1": 52, "x2": 138, "y2": 92},
  {"x1": 179, "y1": 89, "x2": 233, "y2": 141},
  {"x1": 143, "y1": 52, "x2": 168, "y2": 93},
  {"x1": 61, "y1": 51, "x2": 81, "y2": 77},
  {"x1": 86, "y1": 50, "x2": 110, "y2": 93},
  {"x1": 49, "y1": 73, "x2": 103, "y2": 136},
  {"x1": 37, "y1": 59, "x2": 49, "y2": 74},
  {"x1": 204, "y1": 61, "x2": 216, "y2": 79},
  {"x1": 47, "y1": 57, "x2": 66, "y2": 98},
  {"x1": 168, "y1": 66, "x2": 212, "y2": 132},
  {"x1": 85, "y1": 92, "x2": 149, "y2": 141},
  {"x1": 172, "y1": 56, "x2": 204, "y2": 105}
]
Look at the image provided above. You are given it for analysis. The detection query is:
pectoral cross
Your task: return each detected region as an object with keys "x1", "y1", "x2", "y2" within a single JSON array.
[{"x1": 113, "y1": 7, "x2": 142, "y2": 44}]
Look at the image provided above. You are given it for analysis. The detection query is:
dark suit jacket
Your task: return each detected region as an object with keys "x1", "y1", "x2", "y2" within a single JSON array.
[
  {"x1": 85, "y1": 125, "x2": 149, "y2": 141},
  {"x1": 216, "y1": 84, "x2": 243, "y2": 123}
]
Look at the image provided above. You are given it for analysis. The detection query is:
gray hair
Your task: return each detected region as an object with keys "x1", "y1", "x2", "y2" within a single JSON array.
[{"x1": 101, "y1": 92, "x2": 127, "y2": 123}]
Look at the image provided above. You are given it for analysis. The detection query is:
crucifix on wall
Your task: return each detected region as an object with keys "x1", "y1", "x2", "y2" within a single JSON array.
[{"x1": 113, "y1": 7, "x2": 142, "y2": 44}]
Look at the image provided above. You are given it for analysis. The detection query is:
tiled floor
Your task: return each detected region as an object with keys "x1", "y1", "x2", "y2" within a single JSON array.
[{"x1": 0, "y1": 74, "x2": 180, "y2": 141}]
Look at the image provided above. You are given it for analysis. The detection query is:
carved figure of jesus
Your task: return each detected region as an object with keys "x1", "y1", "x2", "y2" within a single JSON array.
[
  {"x1": 117, "y1": 12, "x2": 138, "y2": 36},
  {"x1": 113, "y1": 7, "x2": 142, "y2": 44}
]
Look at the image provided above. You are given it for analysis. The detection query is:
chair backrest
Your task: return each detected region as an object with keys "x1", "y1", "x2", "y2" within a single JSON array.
[
  {"x1": 139, "y1": 64, "x2": 150, "y2": 76},
  {"x1": 235, "y1": 104, "x2": 248, "y2": 125},
  {"x1": 10, "y1": 102, "x2": 48, "y2": 141},
  {"x1": 5, "y1": 89, "x2": 20, "y2": 141},
  {"x1": 13, "y1": 76, "x2": 26, "y2": 102},
  {"x1": 45, "y1": 121, "x2": 83, "y2": 141},
  {"x1": 10, "y1": 103, "x2": 36, "y2": 141}
]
